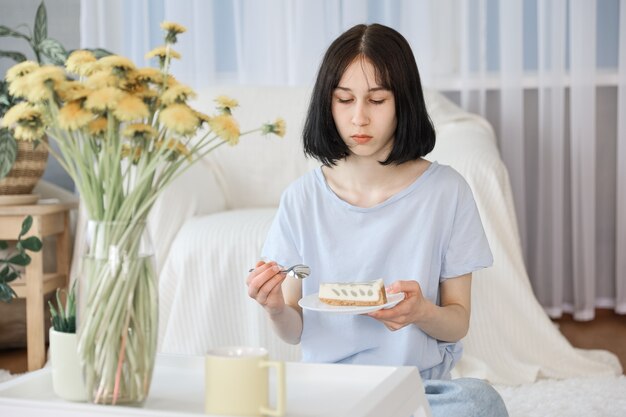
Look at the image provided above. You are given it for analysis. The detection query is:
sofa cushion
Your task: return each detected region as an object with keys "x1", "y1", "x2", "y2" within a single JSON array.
[
  {"x1": 191, "y1": 86, "x2": 318, "y2": 210},
  {"x1": 158, "y1": 207, "x2": 301, "y2": 362}
]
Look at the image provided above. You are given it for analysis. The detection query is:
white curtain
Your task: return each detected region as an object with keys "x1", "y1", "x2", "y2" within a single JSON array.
[
  {"x1": 619, "y1": 0, "x2": 626, "y2": 314},
  {"x1": 80, "y1": 0, "x2": 626, "y2": 320}
]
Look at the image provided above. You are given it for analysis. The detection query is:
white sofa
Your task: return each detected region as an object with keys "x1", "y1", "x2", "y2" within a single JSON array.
[{"x1": 150, "y1": 86, "x2": 621, "y2": 389}]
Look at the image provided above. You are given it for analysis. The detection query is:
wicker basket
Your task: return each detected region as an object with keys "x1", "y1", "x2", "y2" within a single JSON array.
[{"x1": 0, "y1": 136, "x2": 49, "y2": 195}]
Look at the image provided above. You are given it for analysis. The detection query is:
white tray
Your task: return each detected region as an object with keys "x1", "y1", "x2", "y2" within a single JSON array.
[{"x1": 0, "y1": 354, "x2": 431, "y2": 417}]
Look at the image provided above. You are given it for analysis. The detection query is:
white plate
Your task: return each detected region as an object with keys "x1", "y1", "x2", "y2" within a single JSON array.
[{"x1": 298, "y1": 292, "x2": 405, "y2": 315}]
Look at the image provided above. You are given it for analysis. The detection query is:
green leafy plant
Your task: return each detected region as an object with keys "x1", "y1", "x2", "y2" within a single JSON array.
[
  {"x1": 0, "y1": 215, "x2": 43, "y2": 302},
  {"x1": 0, "y1": 1, "x2": 111, "y2": 180},
  {"x1": 48, "y1": 283, "x2": 76, "y2": 333}
]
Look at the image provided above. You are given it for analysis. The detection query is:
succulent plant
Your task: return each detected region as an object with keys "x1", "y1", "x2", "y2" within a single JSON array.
[{"x1": 48, "y1": 283, "x2": 77, "y2": 333}]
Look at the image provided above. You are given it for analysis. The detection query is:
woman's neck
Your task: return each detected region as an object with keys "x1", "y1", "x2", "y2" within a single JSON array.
[{"x1": 322, "y1": 157, "x2": 430, "y2": 208}]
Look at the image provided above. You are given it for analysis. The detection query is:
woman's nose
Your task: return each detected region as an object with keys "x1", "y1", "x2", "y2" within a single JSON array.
[{"x1": 351, "y1": 103, "x2": 369, "y2": 126}]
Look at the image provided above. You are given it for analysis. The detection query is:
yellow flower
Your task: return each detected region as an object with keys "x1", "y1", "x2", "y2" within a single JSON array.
[
  {"x1": 98, "y1": 55, "x2": 136, "y2": 72},
  {"x1": 1, "y1": 102, "x2": 39, "y2": 127},
  {"x1": 2, "y1": 102, "x2": 46, "y2": 142},
  {"x1": 261, "y1": 117, "x2": 286, "y2": 137},
  {"x1": 13, "y1": 125, "x2": 45, "y2": 142},
  {"x1": 113, "y1": 95, "x2": 149, "y2": 121},
  {"x1": 88, "y1": 117, "x2": 108, "y2": 136},
  {"x1": 20, "y1": 66, "x2": 66, "y2": 102},
  {"x1": 135, "y1": 67, "x2": 163, "y2": 84},
  {"x1": 159, "y1": 103, "x2": 198, "y2": 135},
  {"x1": 165, "y1": 74, "x2": 178, "y2": 87},
  {"x1": 160, "y1": 21, "x2": 187, "y2": 34},
  {"x1": 175, "y1": 141, "x2": 190, "y2": 157},
  {"x1": 214, "y1": 95, "x2": 239, "y2": 114},
  {"x1": 123, "y1": 123, "x2": 157, "y2": 139},
  {"x1": 85, "y1": 71, "x2": 119, "y2": 89},
  {"x1": 65, "y1": 50, "x2": 97, "y2": 76},
  {"x1": 5, "y1": 61, "x2": 39, "y2": 82},
  {"x1": 0, "y1": 101, "x2": 35, "y2": 127},
  {"x1": 161, "y1": 84, "x2": 196, "y2": 105},
  {"x1": 194, "y1": 110, "x2": 211, "y2": 126},
  {"x1": 7, "y1": 76, "x2": 29, "y2": 98},
  {"x1": 137, "y1": 87, "x2": 159, "y2": 101},
  {"x1": 161, "y1": 21, "x2": 186, "y2": 44},
  {"x1": 155, "y1": 138, "x2": 191, "y2": 159},
  {"x1": 121, "y1": 144, "x2": 142, "y2": 163},
  {"x1": 57, "y1": 81, "x2": 91, "y2": 102},
  {"x1": 209, "y1": 114, "x2": 240, "y2": 145},
  {"x1": 85, "y1": 87, "x2": 124, "y2": 112},
  {"x1": 58, "y1": 101, "x2": 94, "y2": 131},
  {"x1": 145, "y1": 46, "x2": 181, "y2": 61}
]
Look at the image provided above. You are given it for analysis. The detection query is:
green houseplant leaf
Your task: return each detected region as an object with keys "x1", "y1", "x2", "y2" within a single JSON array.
[
  {"x1": 89, "y1": 48, "x2": 114, "y2": 58},
  {"x1": 8, "y1": 253, "x2": 31, "y2": 266},
  {"x1": 0, "y1": 285, "x2": 17, "y2": 303},
  {"x1": 38, "y1": 38, "x2": 67, "y2": 65},
  {"x1": 1, "y1": 215, "x2": 42, "y2": 303},
  {"x1": 0, "y1": 51, "x2": 27, "y2": 62},
  {"x1": 20, "y1": 236, "x2": 44, "y2": 251},
  {"x1": 33, "y1": 1, "x2": 47, "y2": 46},
  {"x1": 19, "y1": 215, "x2": 33, "y2": 237},
  {"x1": 48, "y1": 285, "x2": 76, "y2": 333},
  {"x1": 0, "y1": 25, "x2": 30, "y2": 41}
]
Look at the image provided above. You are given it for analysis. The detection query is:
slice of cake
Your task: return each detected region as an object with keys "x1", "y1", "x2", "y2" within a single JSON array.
[{"x1": 318, "y1": 279, "x2": 387, "y2": 306}]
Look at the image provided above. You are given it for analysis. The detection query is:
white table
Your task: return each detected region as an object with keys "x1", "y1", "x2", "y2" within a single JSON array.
[{"x1": 0, "y1": 354, "x2": 432, "y2": 417}]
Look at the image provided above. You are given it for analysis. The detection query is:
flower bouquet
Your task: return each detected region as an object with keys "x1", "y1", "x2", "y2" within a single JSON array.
[{"x1": 1, "y1": 21, "x2": 284, "y2": 405}]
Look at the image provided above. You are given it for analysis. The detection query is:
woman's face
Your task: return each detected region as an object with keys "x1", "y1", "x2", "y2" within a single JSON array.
[{"x1": 331, "y1": 57, "x2": 397, "y2": 161}]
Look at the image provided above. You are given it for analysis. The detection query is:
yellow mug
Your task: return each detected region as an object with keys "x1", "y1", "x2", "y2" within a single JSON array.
[{"x1": 205, "y1": 346, "x2": 286, "y2": 416}]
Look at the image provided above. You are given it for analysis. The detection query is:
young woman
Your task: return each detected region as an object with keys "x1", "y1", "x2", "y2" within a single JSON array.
[{"x1": 246, "y1": 23, "x2": 508, "y2": 417}]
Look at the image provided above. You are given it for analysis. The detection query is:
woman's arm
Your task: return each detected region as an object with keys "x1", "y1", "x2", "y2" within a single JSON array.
[
  {"x1": 246, "y1": 260, "x2": 303, "y2": 344},
  {"x1": 367, "y1": 273, "x2": 472, "y2": 342}
]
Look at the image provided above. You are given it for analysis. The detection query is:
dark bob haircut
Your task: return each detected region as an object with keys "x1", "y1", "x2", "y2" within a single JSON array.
[{"x1": 303, "y1": 23, "x2": 436, "y2": 166}]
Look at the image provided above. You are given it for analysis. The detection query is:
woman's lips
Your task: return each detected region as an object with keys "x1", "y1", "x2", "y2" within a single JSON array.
[{"x1": 352, "y1": 135, "x2": 372, "y2": 145}]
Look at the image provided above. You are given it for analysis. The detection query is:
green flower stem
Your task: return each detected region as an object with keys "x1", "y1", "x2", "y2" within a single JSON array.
[{"x1": 78, "y1": 220, "x2": 155, "y2": 404}]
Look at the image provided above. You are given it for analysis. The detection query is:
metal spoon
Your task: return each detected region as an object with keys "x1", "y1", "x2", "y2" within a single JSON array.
[{"x1": 248, "y1": 264, "x2": 311, "y2": 280}]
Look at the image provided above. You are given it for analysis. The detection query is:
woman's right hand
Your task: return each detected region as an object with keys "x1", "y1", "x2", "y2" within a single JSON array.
[{"x1": 246, "y1": 260, "x2": 288, "y2": 316}]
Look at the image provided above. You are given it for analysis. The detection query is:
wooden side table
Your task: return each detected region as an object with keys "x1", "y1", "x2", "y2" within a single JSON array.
[{"x1": 0, "y1": 202, "x2": 78, "y2": 371}]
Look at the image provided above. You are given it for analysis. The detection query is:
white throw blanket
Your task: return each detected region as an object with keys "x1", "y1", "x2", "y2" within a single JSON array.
[{"x1": 495, "y1": 375, "x2": 626, "y2": 417}]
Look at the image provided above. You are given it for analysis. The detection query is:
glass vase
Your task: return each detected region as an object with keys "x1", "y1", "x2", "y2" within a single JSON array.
[{"x1": 77, "y1": 220, "x2": 158, "y2": 405}]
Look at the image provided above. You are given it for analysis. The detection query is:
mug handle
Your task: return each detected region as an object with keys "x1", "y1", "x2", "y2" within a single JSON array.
[{"x1": 259, "y1": 360, "x2": 285, "y2": 417}]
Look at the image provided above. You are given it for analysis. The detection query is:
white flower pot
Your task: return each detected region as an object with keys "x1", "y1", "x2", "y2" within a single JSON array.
[{"x1": 49, "y1": 328, "x2": 87, "y2": 401}]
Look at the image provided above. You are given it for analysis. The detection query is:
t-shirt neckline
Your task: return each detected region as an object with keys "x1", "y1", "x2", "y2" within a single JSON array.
[{"x1": 315, "y1": 161, "x2": 439, "y2": 212}]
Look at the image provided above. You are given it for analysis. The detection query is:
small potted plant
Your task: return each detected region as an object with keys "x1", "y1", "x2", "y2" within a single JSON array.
[
  {"x1": 48, "y1": 282, "x2": 87, "y2": 401},
  {"x1": 0, "y1": 1, "x2": 64, "y2": 195},
  {"x1": 0, "y1": 1, "x2": 110, "y2": 196}
]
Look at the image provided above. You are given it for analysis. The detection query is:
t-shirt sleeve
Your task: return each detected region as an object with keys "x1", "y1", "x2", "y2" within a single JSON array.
[
  {"x1": 440, "y1": 179, "x2": 493, "y2": 279},
  {"x1": 260, "y1": 190, "x2": 302, "y2": 268}
]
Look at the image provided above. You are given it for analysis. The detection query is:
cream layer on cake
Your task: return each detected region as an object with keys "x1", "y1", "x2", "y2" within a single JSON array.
[{"x1": 318, "y1": 279, "x2": 387, "y2": 306}]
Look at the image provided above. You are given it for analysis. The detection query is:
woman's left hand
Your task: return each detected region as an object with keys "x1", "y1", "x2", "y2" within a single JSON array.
[{"x1": 366, "y1": 280, "x2": 429, "y2": 331}]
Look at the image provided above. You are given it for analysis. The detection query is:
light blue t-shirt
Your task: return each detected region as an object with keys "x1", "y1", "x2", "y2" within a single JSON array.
[{"x1": 261, "y1": 161, "x2": 493, "y2": 380}]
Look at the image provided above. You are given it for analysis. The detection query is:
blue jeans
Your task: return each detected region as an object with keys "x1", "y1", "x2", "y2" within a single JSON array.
[{"x1": 424, "y1": 378, "x2": 509, "y2": 417}]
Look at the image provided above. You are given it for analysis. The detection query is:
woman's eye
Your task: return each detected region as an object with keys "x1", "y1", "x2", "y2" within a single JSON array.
[
  {"x1": 370, "y1": 99, "x2": 385, "y2": 105},
  {"x1": 337, "y1": 98, "x2": 353, "y2": 104}
]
